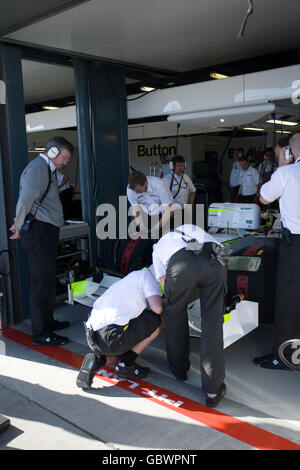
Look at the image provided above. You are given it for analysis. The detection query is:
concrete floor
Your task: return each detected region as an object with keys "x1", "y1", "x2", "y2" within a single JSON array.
[{"x1": 1, "y1": 301, "x2": 300, "y2": 451}]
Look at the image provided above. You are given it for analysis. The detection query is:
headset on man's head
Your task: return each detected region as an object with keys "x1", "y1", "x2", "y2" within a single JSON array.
[{"x1": 169, "y1": 155, "x2": 186, "y2": 171}]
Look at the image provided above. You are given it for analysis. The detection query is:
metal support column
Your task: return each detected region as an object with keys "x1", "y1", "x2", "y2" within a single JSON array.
[
  {"x1": 74, "y1": 59, "x2": 97, "y2": 265},
  {"x1": 74, "y1": 60, "x2": 129, "y2": 268},
  {"x1": 0, "y1": 44, "x2": 30, "y2": 322}
]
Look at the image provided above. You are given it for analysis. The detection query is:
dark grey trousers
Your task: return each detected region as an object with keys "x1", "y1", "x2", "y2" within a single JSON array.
[
  {"x1": 164, "y1": 244, "x2": 226, "y2": 394},
  {"x1": 273, "y1": 235, "x2": 300, "y2": 351},
  {"x1": 21, "y1": 220, "x2": 59, "y2": 338}
]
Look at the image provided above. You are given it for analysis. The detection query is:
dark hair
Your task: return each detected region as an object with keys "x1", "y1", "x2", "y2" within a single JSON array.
[
  {"x1": 45, "y1": 136, "x2": 74, "y2": 155},
  {"x1": 171, "y1": 155, "x2": 185, "y2": 166},
  {"x1": 239, "y1": 156, "x2": 249, "y2": 162},
  {"x1": 128, "y1": 171, "x2": 147, "y2": 189},
  {"x1": 265, "y1": 147, "x2": 274, "y2": 154},
  {"x1": 277, "y1": 137, "x2": 290, "y2": 148}
]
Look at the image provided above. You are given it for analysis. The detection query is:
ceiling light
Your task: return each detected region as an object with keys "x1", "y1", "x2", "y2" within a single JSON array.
[
  {"x1": 220, "y1": 118, "x2": 225, "y2": 122},
  {"x1": 210, "y1": 72, "x2": 229, "y2": 80},
  {"x1": 140, "y1": 86, "x2": 156, "y2": 92},
  {"x1": 266, "y1": 119, "x2": 298, "y2": 126},
  {"x1": 275, "y1": 130, "x2": 291, "y2": 134},
  {"x1": 167, "y1": 103, "x2": 275, "y2": 123},
  {"x1": 34, "y1": 147, "x2": 45, "y2": 151},
  {"x1": 43, "y1": 105, "x2": 60, "y2": 110},
  {"x1": 243, "y1": 127, "x2": 265, "y2": 131}
]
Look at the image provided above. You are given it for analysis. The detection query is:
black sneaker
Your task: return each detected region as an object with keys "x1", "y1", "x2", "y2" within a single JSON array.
[
  {"x1": 205, "y1": 383, "x2": 227, "y2": 408},
  {"x1": 253, "y1": 353, "x2": 291, "y2": 370},
  {"x1": 173, "y1": 372, "x2": 187, "y2": 382},
  {"x1": 76, "y1": 353, "x2": 106, "y2": 390},
  {"x1": 52, "y1": 320, "x2": 70, "y2": 331},
  {"x1": 115, "y1": 362, "x2": 150, "y2": 379},
  {"x1": 170, "y1": 368, "x2": 188, "y2": 381},
  {"x1": 32, "y1": 333, "x2": 69, "y2": 346}
]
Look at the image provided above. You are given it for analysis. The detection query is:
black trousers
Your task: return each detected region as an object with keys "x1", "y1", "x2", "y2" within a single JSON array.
[
  {"x1": 239, "y1": 194, "x2": 256, "y2": 204},
  {"x1": 164, "y1": 245, "x2": 226, "y2": 394},
  {"x1": 231, "y1": 186, "x2": 239, "y2": 202},
  {"x1": 90, "y1": 309, "x2": 161, "y2": 357},
  {"x1": 59, "y1": 187, "x2": 73, "y2": 220},
  {"x1": 21, "y1": 220, "x2": 59, "y2": 338},
  {"x1": 273, "y1": 235, "x2": 300, "y2": 351}
]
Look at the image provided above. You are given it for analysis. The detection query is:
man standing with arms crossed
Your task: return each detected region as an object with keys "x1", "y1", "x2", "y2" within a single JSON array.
[{"x1": 10, "y1": 136, "x2": 74, "y2": 346}]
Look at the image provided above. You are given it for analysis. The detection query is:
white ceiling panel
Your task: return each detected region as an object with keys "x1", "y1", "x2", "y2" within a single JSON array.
[
  {"x1": 22, "y1": 60, "x2": 74, "y2": 104},
  {"x1": 6, "y1": 0, "x2": 300, "y2": 72}
]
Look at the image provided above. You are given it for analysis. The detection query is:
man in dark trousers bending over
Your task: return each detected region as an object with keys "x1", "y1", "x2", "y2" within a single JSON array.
[{"x1": 152, "y1": 224, "x2": 227, "y2": 408}]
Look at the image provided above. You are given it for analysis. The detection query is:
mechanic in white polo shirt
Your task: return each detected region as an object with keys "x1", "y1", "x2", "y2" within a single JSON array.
[
  {"x1": 76, "y1": 269, "x2": 164, "y2": 390},
  {"x1": 152, "y1": 224, "x2": 228, "y2": 408},
  {"x1": 238, "y1": 156, "x2": 259, "y2": 203},
  {"x1": 163, "y1": 155, "x2": 196, "y2": 208},
  {"x1": 230, "y1": 148, "x2": 243, "y2": 201},
  {"x1": 127, "y1": 171, "x2": 174, "y2": 237},
  {"x1": 254, "y1": 133, "x2": 300, "y2": 370}
]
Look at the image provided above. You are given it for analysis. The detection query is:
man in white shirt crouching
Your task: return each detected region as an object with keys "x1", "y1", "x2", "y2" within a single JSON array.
[{"x1": 76, "y1": 269, "x2": 164, "y2": 390}]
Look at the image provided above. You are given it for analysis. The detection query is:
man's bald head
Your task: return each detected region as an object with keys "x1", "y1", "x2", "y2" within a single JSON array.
[{"x1": 289, "y1": 133, "x2": 300, "y2": 158}]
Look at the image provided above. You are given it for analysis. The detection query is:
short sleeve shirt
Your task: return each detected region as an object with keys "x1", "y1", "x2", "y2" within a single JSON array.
[
  {"x1": 163, "y1": 172, "x2": 196, "y2": 207},
  {"x1": 127, "y1": 176, "x2": 173, "y2": 215},
  {"x1": 86, "y1": 269, "x2": 162, "y2": 331},
  {"x1": 260, "y1": 158, "x2": 300, "y2": 234},
  {"x1": 238, "y1": 166, "x2": 259, "y2": 196},
  {"x1": 152, "y1": 224, "x2": 221, "y2": 280}
]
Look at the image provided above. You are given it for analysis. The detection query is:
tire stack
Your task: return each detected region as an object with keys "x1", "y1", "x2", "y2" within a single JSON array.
[{"x1": 193, "y1": 161, "x2": 222, "y2": 227}]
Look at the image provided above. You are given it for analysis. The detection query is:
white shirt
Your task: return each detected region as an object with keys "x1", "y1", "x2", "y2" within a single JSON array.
[
  {"x1": 57, "y1": 171, "x2": 70, "y2": 193},
  {"x1": 127, "y1": 176, "x2": 173, "y2": 215},
  {"x1": 238, "y1": 166, "x2": 259, "y2": 196},
  {"x1": 86, "y1": 269, "x2": 162, "y2": 331},
  {"x1": 260, "y1": 157, "x2": 300, "y2": 234},
  {"x1": 39, "y1": 153, "x2": 56, "y2": 173},
  {"x1": 230, "y1": 161, "x2": 241, "y2": 187},
  {"x1": 163, "y1": 172, "x2": 196, "y2": 207},
  {"x1": 152, "y1": 224, "x2": 221, "y2": 281},
  {"x1": 160, "y1": 163, "x2": 171, "y2": 178}
]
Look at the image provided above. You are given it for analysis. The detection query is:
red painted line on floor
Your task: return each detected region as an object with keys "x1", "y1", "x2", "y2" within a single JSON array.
[{"x1": 2, "y1": 326, "x2": 300, "y2": 451}]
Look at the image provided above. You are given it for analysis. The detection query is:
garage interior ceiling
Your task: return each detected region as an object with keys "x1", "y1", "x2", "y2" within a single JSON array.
[{"x1": 2, "y1": 0, "x2": 300, "y2": 134}]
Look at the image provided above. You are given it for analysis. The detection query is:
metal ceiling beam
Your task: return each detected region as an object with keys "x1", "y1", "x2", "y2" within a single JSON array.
[
  {"x1": 0, "y1": 0, "x2": 92, "y2": 37},
  {"x1": 0, "y1": 37, "x2": 177, "y2": 77}
]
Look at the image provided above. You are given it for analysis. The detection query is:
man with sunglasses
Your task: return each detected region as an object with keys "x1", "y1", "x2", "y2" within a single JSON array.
[{"x1": 10, "y1": 136, "x2": 74, "y2": 346}]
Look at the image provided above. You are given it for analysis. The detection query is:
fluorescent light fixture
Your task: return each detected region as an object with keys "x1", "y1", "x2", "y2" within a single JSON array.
[
  {"x1": 266, "y1": 119, "x2": 298, "y2": 126},
  {"x1": 43, "y1": 105, "x2": 60, "y2": 110},
  {"x1": 140, "y1": 86, "x2": 156, "y2": 92},
  {"x1": 243, "y1": 127, "x2": 265, "y2": 131},
  {"x1": 28, "y1": 147, "x2": 45, "y2": 153},
  {"x1": 275, "y1": 130, "x2": 291, "y2": 134},
  {"x1": 168, "y1": 103, "x2": 275, "y2": 123},
  {"x1": 210, "y1": 72, "x2": 229, "y2": 80}
]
